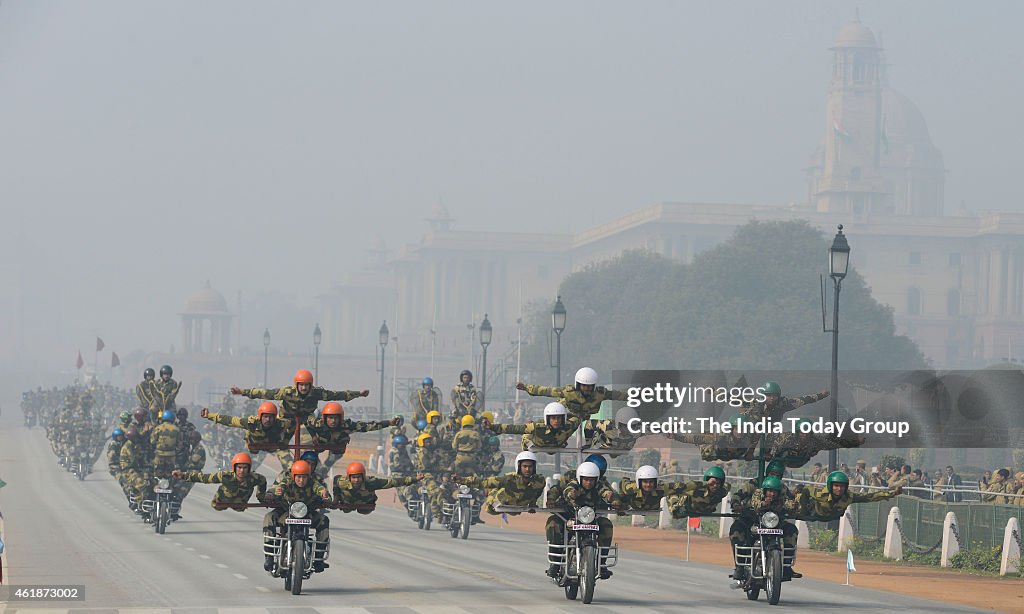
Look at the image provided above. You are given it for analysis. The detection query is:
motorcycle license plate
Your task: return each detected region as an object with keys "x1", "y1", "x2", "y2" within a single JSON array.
[
  {"x1": 572, "y1": 524, "x2": 600, "y2": 531},
  {"x1": 154, "y1": 488, "x2": 173, "y2": 494},
  {"x1": 458, "y1": 494, "x2": 474, "y2": 499},
  {"x1": 755, "y1": 528, "x2": 783, "y2": 534},
  {"x1": 285, "y1": 518, "x2": 312, "y2": 525}
]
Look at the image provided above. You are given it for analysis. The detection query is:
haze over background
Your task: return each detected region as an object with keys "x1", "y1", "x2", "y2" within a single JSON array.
[{"x1": 1, "y1": 0, "x2": 1021, "y2": 378}]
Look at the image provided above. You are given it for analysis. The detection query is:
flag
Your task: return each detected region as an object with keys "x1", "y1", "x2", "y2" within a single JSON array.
[
  {"x1": 688, "y1": 517, "x2": 701, "y2": 530},
  {"x1": 833, "y1": 119, "x2": 851, "y2": 140},
  {"x1": 96, "y1": 337, "x2": 105, "y2": 352},
  {"x1": 501, "y1": 512, "x2": 509, "y2": 524},
  {"x1": 76, "y1": 351, "x2": 84, "y2": 370},
  {"x1": 847, "y1": 549, "x2": 856, "y2": 572},
  {"x1": 111, "y1": 352, "x2": 120, "y2": 368}
]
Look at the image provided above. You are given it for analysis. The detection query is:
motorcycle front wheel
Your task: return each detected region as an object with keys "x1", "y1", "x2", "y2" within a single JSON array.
[
  {"x1": 580, "y1": 544, "x2": 598, "y2": 604},
  {"x1": 460, "y1": 503, "x2": 471, "y2": 540},
  {"x1": 766, "y1": 549, "x2": 782, "y2": 605},
  {"x1": 290, "y1": 538, "x2": 304, "y2": 595}
]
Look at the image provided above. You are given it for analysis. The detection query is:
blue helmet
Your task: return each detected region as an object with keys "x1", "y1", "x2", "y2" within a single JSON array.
[
  {"x1": 584, "y1": 454, "x2": 608, "y2": 475},
  {"x1": 414, "y1": 419, "x2": 428, "y2": 431},
  {"x1": 112, "y1": 428, "x2": 124, "y2": 438},
  {"x1": 300, "y1": 451, "x2": 320, "y2": 465},
  {"x1": 161, "y1": 410, "x2": 175, "y2": 423},
  {"x1": 393, "y1": 434, "x2": 409, "y2": 446},
  {"x1": 422, "y1": 377, "x2": 434, "y2": 386}
]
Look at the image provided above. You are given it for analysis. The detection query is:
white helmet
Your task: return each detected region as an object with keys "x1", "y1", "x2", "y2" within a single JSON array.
[
  {"x1": 615, "y1": 406, "x2": 639, "y2": 426},
  {"x1": 543, "y1": 402, "x2": 568, "y2": 418},
  {"x1": 577, "y1": 461, "x2": 601, "y2": 479},
  {"x1": 636, "y1": 465, "x2": 658, "y2": 481},
  {"x1": 515, "y1": 451, "x2": 538, "y2": 467},
  {"x1": 575, "y1": 367, "x2": 599, "y2": 386}
]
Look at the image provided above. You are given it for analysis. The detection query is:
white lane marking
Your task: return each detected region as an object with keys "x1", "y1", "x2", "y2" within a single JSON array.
[
  {"x1": 233, "y1": 573, "x2": 248, "y2": 580},
  {"x1": 185, "y1": 547, "x2": 196, "y2": 551},
  {"x1": 173, "y1": 542, "x2": 183, "y2": 546},
  {"x1": 199, "y1": 554, "x2": 211, "y2": 559},
  {"x1": 255, "y1": 586, "x2": 271, "y2": 593},
  {"x1": 216, "y1": 563, "x2": 229, "y2": 568}
]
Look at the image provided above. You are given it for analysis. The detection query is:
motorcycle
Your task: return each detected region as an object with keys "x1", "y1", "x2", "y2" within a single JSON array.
[
  {"x1": 731, "y1": 511, "x2": 796, "y2": 605},
  {"x1": 442, "y1": 484, "x2": 479, "y2": 539},
  {"x1": 407, "y1": 485, "x2": 432, "y2": 530},
  {"x1": 262, "y1": 501, "x2": 330, "y2": 595},
  {"x1": 548, "y1": 505, "x2": 618, "y2": 605},
  {"x1": 141, "y1": 477, "x2": 181, "y2": 534}
]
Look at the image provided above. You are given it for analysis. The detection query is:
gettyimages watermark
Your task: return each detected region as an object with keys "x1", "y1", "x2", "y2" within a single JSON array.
[{"x1": 609, "y1": 369, "x2": 1024, "y2": 448}]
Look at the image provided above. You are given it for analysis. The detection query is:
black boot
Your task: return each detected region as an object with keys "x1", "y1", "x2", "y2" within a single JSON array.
[{"x1": 783, "y1": 567, "x2": 802, "y2": 579}]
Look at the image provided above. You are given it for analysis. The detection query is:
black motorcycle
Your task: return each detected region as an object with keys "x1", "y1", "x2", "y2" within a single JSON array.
[
  {"x1": 732, "y1": 510, "x2": 796, "y2": 605},
  {"x1": 263, "y1": 501, "x2": 330, "y2": 595},
  {"x1": 142, "y1": 477, "x2": 180, "y2": 534},
  {"x1": 548, "y1": 505, "x2": 617, "y2": 605},
  {"x1": 443, "y1": 484, "x2": 479, "y2": 539}
]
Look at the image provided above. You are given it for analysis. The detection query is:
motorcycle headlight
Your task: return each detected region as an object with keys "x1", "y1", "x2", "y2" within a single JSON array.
[
  {"x1": 577, "y1": 506, "x2": 596, "y2": 524},
  {"x1": 458, "y1": 484, "x2": 470, "y2": 495},
  {"x1": 157, "y1": 478, "x2": 170, "y2": 490},
  {"x1": 761, "y1": 511, "x2": 780, "y2": 528},
  {"x1": 289, "y1": 502, "x2": 308, "y2": 518}
]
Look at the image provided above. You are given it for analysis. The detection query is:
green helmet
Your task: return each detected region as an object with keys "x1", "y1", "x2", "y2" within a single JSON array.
[
  {"x1": 762, "y1": 381, "x2": 781, "y2": 396},
  {"x1": 729, "y1": 413, "x2": 747, "y2": 427},
  {"x1": 766, "y1": 460, "x2": 786, "y2": 476},
  {"x1": 488, "y1": 435, "x2": 500, "y2": 446},
  {"x1": 119, "y1": 411, "x2": 132, "y2": 425},
  {"x1": 704, "y1": 466, "x2": 726, "y2": 481},
  {"x1": 761, "y1": 476, "x2": 783, "y2": 491},
  {"x1": 826, "y1": 471, "x2": 850, "y2": 489}
]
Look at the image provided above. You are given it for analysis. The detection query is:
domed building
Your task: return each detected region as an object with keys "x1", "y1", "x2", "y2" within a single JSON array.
[
  {"x1": 806, "y1": 17, "x2": 946, "y2": 217},
  {"x1": 180, "y1": 281, "x2": 234, "y2": 355}
]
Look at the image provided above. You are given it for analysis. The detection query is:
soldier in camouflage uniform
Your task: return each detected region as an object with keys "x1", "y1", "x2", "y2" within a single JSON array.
[
  {"x1": 545, "y1": 461, "x2": 619, "y2": 579},
  {"x1": 150, "y1": 410, "x2": 182, "y2": 478},
  {"x1": 669, "y1": 414, "x2": 758, "y2": 462},
  {"x1": 740, "y1": 380, "x2": 828, "y2": 422},
  {"x1": 795, "y1": 471, "x2": 902, "y2": 521},
  {"x1": 583, "y1": 406, "x2": 642, "y2": 456},
  {"x1": 119, "y1": 427, "x2": 153, "y2": 514},
  {"x1": 333, "y1": 461, "x2": 423, "y2": 514},
  {"x1": 173, "y1": 452, "x2": 267, "y2": 511},
  {"x1": 460, "y1": 451, "x2": 545, "y2": 514},
  {"x1": 664, "y1": 465, "x2": 731, "y2": 517},
  {"x1": 766, "y1": 418, "x2": 864, "y2": 468},
  {"x1": 136, "y1": 368, "x2": 157, "y2": 413},
  {"x1": 389, "y1": 435, "x2": 416, "y2": 505},
  {"x1": 450, "y1": 415, "x2": 483, "y2": 474},
  {"x1": 473, "y1": 412, "x2": 505, "y2": 476},
  {"x1": 263, "y1": 460, "x2": 332, "y2": 572},
  {"x1": 305, "y1": 402, "x2": 399, "y2": 480},
  {"x1": 230, "y1": 369, "x2": 368, "y2": 423},
  {"x1": 516, "y1": 366, "x2": 628, "y2": 421},
  {"x1": 174, "y1": 431, "x2": 207, "y2": 508},
  {"x1": 410, "y1": 377, "x2": 442, "y2": 423},
  {"x1": 731, "y1": 460, "x2": 794, "y2": 512},
  {"x1": 150, "y1": 365, "x2": 182, "y2": 421},
  {"x1": 450, "y1": 370, "x2": 479, "y2": 418},
  {"x1": 730, "y1": 476, "x2": 801, "y2": 582},
  {"x1": 107, "y1": 428, "x2": 126, "y2": 479},
  {"x1": 982, "y1": 468, "x2": 1014, "y2": 504},
  {"x1": 507, "y1": 402, "x2": 581, "y2": 451}
]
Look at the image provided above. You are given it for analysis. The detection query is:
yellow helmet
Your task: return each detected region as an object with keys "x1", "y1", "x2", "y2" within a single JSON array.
[
  {"x1": 461, "y1": 415, "x2": 476, "y2": 427},
  {"x1": 426, "y1": 410, "x2": 441, "y2": 424},
  {"x1": 480, "y1": 411, "x2": 495, "y2": 423},
  {"x1": 417, "y1": 433, "x2": 432, "y2": 447}
]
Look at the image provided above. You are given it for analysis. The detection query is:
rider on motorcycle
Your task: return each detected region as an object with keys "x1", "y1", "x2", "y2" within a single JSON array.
[
  {"x1": 665, "y1": 465, "x2": 731, "y2": 517},
  {"x1": 545, "y1": 461, "x2": 619, "y2": 580},
  {"x1": 305, "y1": 402, "x2": 399, "y2": 479},
  {"x1": 262, "y1": 460, "x2": 332, "y2": 572},
  {"x1": 730, "y1": 476, "x2": 800, "y2": 583}
]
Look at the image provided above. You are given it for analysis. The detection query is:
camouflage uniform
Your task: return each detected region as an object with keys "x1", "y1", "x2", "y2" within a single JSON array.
[
  {"x1": 119, "y1": 439, "x2": 152, "y2": 502},
  {"x1": 450, "y1": 383, "x2": 479, "y2": 418},
  {"x1": 521, "y1": 383, "x2": 628, "y2": 420},
  {"x1": 795, "y1": 485, "x2": 899, "y2": 521},
  {"x1": 107, "y1": 437, "x2": 126, "y2": 479},
  {"x1": 388, "y1": 445, "x2": 416, "y2": 476},
  {"x1": 669, "y1": 432, "x2": 757, "y2": 462},
  {"x1": 623, "y1": 478, "x2": 731, "y2": 517},
  {"x1": 546, "y1": 478, "x2": 619, "y2": 556},
  {"x1": 179, "y1": 468, "x2": 268, "y2": 511},
  {"x1": 618, "y1": 477, "x2": 698, "y2": 512},
  {"x1": 583, "y1": 419, "x2": 640, "y2": 455},
  {"x1": 741, "y1": 391, "x2": 828, "y2": 422},
  {"x1": 462, "y1": 472, "x2": 546, "y2": 514},
  {"x1": 766, "y1": 432, "x2": 862, "y2": 468},
  {"x1": 150, "y1": 421, "x2": 182, "y2": 476},
  {"x1": 263, "y1": 478, "x2": 331, "y2": 546},
  {"x1": 150, "y1": 378, "x2": 182, "y2": 419},
  {"x1": 410, "y1": 387, "x2": 442, "y2": 423},
  {"x1": 237, "y1": 385, "x2": 364, "y2": 422},
  {"x1": 450, "y1": 425, "x2": 483, "y2": 474},
  {"x1": 982, "y1": 477, "x2": 1015, "y2": 505},
  {"x1": 502, "y1": 416, "x2": 581, "y2": 450},
  {"x1": 176, "y1": 443, "x2": 207, "y2": 501},
  {"x1": 730, "y1": 488, "x2": 800, "y2": 549},
  {"x1": 333, "y1": 475, "x2": 421, "y2": 514},
  {"x1": 136, "y1": 380, "x2": 157, "y2": 412},
  {"x1": 305, "y1": 415, "x2": 392, "y2": 478}
]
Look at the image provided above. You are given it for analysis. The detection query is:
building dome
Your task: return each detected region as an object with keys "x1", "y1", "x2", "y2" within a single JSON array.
[
  {"x1": 881, "y1": 89, "x2": 944, "y2": 168},
  {"x1": 833, "y1": 20, "x2": 878, "y2": 49},
  {"x1": 184, "y1": 281, "x2": 229, "y2": 314}
]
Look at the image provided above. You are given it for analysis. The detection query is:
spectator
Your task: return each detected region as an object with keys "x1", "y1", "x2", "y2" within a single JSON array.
[
  {"x1": 983, "y1": 468, "x2": 1012, "y2": 504},
  {"x1": 868, "y1": 466, "x2": 886, "y2": 488},
  {"x1": 851, "y1": 461, "x2": 868, "y2": 492},
  {"x1": 908, "y1": 469, "x2": 928, "y2": 498},
  {"x1": 981, "y1": 469, "x2": 992, "y2": 489},
  {"x1": 935, "y1": 465, "x2": 963, "y2": 503}
]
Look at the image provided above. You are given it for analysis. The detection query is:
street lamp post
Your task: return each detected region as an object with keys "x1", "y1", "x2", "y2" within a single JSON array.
[
  {"x1": 551, "y1": 296, "x2": 567, "y2": 472},
  {"x1": 262, "y1": 328, "x2": 270, "y2": 386},
  {"x1": 378, "y1": 321, "x2": 389, "y2": 446},
  {"x1": 479, "y1": 314, "x2": 492, "y2": 409},
  {"x1": 313, "y1": 323, "x2": 322, "y2": 385},
  {"x1": 827, "y1": 225, "x2": 850, "y2": 474}
]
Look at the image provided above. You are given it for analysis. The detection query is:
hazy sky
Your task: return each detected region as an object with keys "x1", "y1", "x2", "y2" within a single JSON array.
[{"x1": 1, "y1": 0, "x2": 1021, "y2": 372}]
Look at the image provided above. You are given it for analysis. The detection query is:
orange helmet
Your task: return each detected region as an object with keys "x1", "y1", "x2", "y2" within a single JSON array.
[
  {"x1": 291, "y1": 460, "x2": 312, "y2": 476},
  {"x1": 231, "y1": 452, "x2": 252, "y2": 469},
  {"x1": 294, "y1": 370, "x2": 314, "y2": 385},
  {"x1": 257, "y1": 402, "x2": 278, "y2": 417},
  {"x1": 322, "y1": 402, "x2": 344, "y2": 418},
  {"x1": 346, "y1": 461, "x2": 366, "y2": 476}
]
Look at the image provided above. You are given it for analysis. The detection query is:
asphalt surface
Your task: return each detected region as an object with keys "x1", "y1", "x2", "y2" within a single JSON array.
[{"x1": 0, "y1": 409, "x2": 992, "y2": 613}]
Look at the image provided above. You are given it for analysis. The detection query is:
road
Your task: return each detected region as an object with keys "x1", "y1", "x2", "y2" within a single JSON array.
[{"x1": 0, "y1": 410, "x2": 988, "y2": 614}]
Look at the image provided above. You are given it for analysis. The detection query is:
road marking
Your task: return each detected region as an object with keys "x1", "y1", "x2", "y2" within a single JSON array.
[
  {"x1": 255, "y1": 586, "x2": 271, "y2": 593},
  {"x1": 233, "y1": 573, "x2": 248, "y2": 580},
  {"x1": 216, "y1": 563, "x2": 229, "y2": 568},
  {"x1": 185, "y1": 547, "x2": 196, "y2": 551},
  {"x1": 199, "y1": 554, "x2": 211, "y2": 559},
  {"x1": 173, "y1": 542, "x2": 182, "y2": 546}
]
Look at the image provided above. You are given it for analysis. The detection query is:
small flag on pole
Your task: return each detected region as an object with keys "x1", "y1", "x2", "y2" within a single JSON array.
[
  {"x1": 96, "y1": 337, "x2": 105, "y2": 352},
  {"x1": 76, "y1": 351, "x2": 84, "y2": 370},
  {"x1": 847, "y1": 549, "x2": 856, "y2": 572},
  {"x1": 501, "y1": 512, "x2": 509, "y2": 524},
  {"x1": 687, "y1": 517, "x2": 701, "y2": 530},
  {"x1": 111, "y1": 352, "x2": 120, "y2": 368}
]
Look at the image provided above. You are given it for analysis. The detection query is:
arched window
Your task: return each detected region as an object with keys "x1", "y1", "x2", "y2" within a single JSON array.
[{"x1": 907, "y1": 288, "x2": 921, "y2": 315}]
